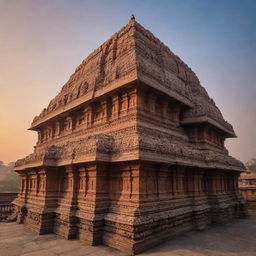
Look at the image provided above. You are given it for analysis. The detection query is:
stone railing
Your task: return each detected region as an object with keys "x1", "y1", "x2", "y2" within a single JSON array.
[
  {"x1": 0, "y1": 204, "x2": 14, "y2": 221},
  {"x1": 0, "y1": 193, "x2": 17, "y2": 221}
]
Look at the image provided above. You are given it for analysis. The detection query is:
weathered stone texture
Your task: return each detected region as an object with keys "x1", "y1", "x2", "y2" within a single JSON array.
[
  {"x1": 239, "y1": 171, "x2": 256, "y2": 209},
  {"x1": 13, "y1": 16, "x2": 247, "y2": 254}
]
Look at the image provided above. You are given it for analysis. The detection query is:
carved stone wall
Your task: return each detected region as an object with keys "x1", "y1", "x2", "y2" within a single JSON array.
[
  {"x1": 13, "y1": 161, "x2": 247, "y2": 254},
  {"x1": 239, "y1": 171, "x2": 256, "y2": 209},
  {"x1": 13, "y1": 16, "x2": 247, "y2": 254}
]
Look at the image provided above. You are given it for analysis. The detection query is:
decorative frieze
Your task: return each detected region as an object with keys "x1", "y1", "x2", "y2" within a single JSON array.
[{"x1": 13, "y1": 16, "x2": 247, "y2": 255}]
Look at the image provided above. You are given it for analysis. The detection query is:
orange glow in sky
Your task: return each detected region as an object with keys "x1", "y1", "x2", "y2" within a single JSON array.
[{"x1": 0, "y1": 0, "x2": 255, "y2": 164}]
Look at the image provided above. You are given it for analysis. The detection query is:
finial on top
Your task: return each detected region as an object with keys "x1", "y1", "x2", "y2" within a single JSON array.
[{"x1": 130, "y1": 14, "x2": 135, "y2": 21}]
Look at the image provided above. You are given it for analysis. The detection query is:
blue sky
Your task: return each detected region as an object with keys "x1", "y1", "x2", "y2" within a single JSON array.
[{"x1": 0, "y1": 0, "x2": 255, "y2": 163}]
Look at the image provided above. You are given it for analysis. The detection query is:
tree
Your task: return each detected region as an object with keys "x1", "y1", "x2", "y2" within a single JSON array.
[
  {"x1": 0, "y1": 160, "x2": 19, "y2": 192},
  {"x1": 245, "y1": 158, "x2": 256, "y2": 172}
]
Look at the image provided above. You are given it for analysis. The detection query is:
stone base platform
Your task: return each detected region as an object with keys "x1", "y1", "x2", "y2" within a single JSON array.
[{"x1": 1, "y1": 211, "x2": 256, "y2": 256}]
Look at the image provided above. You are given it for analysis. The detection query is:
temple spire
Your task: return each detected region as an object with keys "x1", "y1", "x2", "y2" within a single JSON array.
[{"x1": 130, "y1": 14, "x2": 135, "y2": 22}]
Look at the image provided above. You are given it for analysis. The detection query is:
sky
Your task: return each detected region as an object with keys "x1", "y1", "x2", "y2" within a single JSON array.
[{"x1": 0, "y1": 0, "x2": 255, "y2": 165}]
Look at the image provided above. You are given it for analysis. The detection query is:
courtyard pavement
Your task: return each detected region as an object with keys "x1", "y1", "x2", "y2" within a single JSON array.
[{"x1": 0, "y1": 211, "x2": 256, "y2": 256}]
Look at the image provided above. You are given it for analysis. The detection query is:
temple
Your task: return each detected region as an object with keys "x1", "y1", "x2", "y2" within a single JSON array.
[
  {"x1": 13, "y1": 16, "x2": 248, "y2": 254},
  {"x1": 239, "y1": 170, "x2": 256, "y2": 209}
]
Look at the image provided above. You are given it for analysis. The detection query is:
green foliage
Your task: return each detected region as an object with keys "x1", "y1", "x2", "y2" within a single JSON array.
[
  {"x1": 0, "y1": 161, "x2": 19, "y2": 192},
  {"x1": 245, "y1": 158, "x2": 256, "y2": 172}
]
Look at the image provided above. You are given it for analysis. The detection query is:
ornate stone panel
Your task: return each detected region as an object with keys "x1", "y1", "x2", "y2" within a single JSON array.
[{"x1": 13, "y1": 16, "x2": 247, "y2": 254}]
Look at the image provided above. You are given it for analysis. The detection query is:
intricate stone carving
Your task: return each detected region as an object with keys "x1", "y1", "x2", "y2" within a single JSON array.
[{"x1": 13, "y1": 16, "x2": 247, "y2": 255}]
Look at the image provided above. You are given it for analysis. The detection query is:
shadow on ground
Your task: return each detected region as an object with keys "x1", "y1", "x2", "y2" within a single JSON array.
[{"x1": 0, "y1": 211, "x2": 256, "y2": 256}]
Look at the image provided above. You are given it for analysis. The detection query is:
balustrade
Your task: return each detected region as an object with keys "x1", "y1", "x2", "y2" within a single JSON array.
[{"x1": 0, "y1": 204, "x2": 14, "y2": 221}]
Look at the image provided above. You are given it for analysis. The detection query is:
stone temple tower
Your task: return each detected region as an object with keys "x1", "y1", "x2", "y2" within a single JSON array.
[{"x1": 13, "y1": 16, "x2": 247, "y2": 254}]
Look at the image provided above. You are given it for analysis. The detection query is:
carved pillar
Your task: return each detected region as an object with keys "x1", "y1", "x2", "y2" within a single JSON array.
[
  {"x1": 54, "y1": 121, "x2": 60, "y2": 138},
  {"x1": 177, "y1": 166, "x2": 185, "y2": 196},
  {"x1": 111, "y1": 94, "x2": 120, "y2": 119},
  {"x1": 216, "y1": 171, "x2": 222, "y2": 194},
  {"x1": 37, "y1": 131, "x2": 42, "y2": 145},
  {"x1": 155, "y1": 97, "x2": 163, "y2": 117},
  {"x1": 53, "y1": 166, "x2": 79, "y2": 239},
  {"x1": 119, "y1": 164, "x2": 131, "y2": 200},
  {"x1": 36, "y1": 172, "x2": 40, "y2": 195},
  {"x1": 170, "y1": 166, "x2": 184, "y2": 197},
  {"x1": 213, "y1": 172, "x2": 218, "y2": 194},
  {"x1": 77, "y1": 167, "x2": 86, "y2": 199},
  {"x1": 120, "y1": 92, "x2": 129, "y2": 114},
  {"x1": 171, "y1": 166, "x2": 178, "y2": 197},
  {"x1": 158, "y1": 164, "x2": 170, "y2": 199},
  {"x1": 84, "y1": 105, "x2": 92, "y2": 127},
  {"x1": 189, "y1": 126, "x2": 198, "y2": 142},
  {"x1": 65, "y1": 165, "x2": 79, "y2": 204},
  {"x1": 40, "y1": 128, "x2": 45, "y2": 143},
  {"x1": 128, "y1": 89, "x2": 137, "y2": 111},
  {"x1": 49, "y1": 125, "x2": 54, "y2": 139},
  {"x1": 130, "y1": 163, "x2": 140, "y2": 200},
  {"x1": 198, "y1": 126, "x2": 205, "y2": 142},
  {"x1": 148, "y1": 93, "x2": 157, "y2": 113},
  {"x1": 138, "y1": 162, "x2": 152, "y2": 199},
  {"x1": 30, "y1": 171, "x2": 37, "y2": 197},
  {"x1": 172, "y1": 104, "x2": 180, "y2": 123},
  {"x1": 63, "y1": 117, "x2": 72, "y2": 133},
  {"x1": 196, "y1": 169, "x2": 205, "y2": 196},
  {"x1": 37, "y1": 170, "x2": 46, "y2": 198},
  {"x1": 101, "y1": 99, "x2": 108, "y2": 122},
  {"x1": 219, "y1": 172, "x2": 224, "y2": 194},
  {"x1": 17, "y1": 173, "x2": 28, "y2": 204},
  {"x1": 136, "y1": 88, "x2": 146, "y2": 112},
  {"x1": 162, "y1": 100, "x2": 169, "y2": 120},
  {"x1": 76, "y1": 163, "x2": 109, "y2": 245}
]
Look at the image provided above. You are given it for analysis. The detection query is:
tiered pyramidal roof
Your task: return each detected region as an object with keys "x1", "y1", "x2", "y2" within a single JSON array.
[{"x1": 31, "y1": 16, "x2": 235, "y2": 137}]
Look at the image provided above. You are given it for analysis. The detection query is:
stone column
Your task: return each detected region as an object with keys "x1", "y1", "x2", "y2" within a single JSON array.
[
  {"x1": 171, "y1": 166, "x2": 178, "y2": 198},
  {"x1": 177, "y1": 166, "x2": 185, "y2": 196},
  {"x1": 148, "y1": 93, "x2": 157, "y2": 113},
  {"x1": 111, "y1": 94, "x2": 120, "y2": 119},
  {"x1": 162, "y1": 100, "x2": 169, "y2": 121},
  {"x1": 128, "y1": 89, "x2": 137, "y2": 111},
  {"x1": 101, "y1": 99, "x2": 108, "y2": 122},
  {"x1": 40, "y1": 167, "x2": 60, "y2": 235},
  {"x1": 136, "y1": 88, "x2": 146, "y2": 112},
  {"x1": 172, "y1": 103, "x2": 181, "y2": 123},
  {"x1": 37, "y1": 131, "x2": 42, "y2": 145},
  {"x1": 54, "y1": 121, "x2": 61, "y2": 138},
  {"x1": 158, "y1": 164, "x2": 170, "y2": 199},
  {"x1": 190, "y1": 126, "x2": 198, "y2": 142},
  {"x1": 120, "y1": 92, "x2": 129, "y2": 114},
  {"x1": 196, "y1": 169, "x2": 205, "y2": 196},
  {"x1": 77, "y1": 162, "x2": 109, "y2": 245},
  {"x1": 85, "y1": 105, "x2": 92, "y2": 128}
]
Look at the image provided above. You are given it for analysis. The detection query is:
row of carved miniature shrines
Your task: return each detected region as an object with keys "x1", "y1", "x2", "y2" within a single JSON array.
[
  {"x1": 36, "y1": 87, "x2": 185, "y2": 145},
  {"x1": 18, "y1": 164, "x2": 240, "y2": 200},
  {"x1": 185, "y1": 125, "x2": 225, "y2": 148},
  {"x1": 37, "y1": 88, "x2": 137, "y2": 145}
]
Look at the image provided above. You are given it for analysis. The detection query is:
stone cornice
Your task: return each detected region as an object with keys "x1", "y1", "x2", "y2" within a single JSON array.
[{"x1": 181, "y1": 116, "x2": 236, "y2": 137}]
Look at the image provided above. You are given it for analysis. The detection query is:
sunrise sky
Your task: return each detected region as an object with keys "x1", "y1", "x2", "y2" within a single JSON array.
[{"x1": 0, "y1": 0, "x2": 255, "y2": 165}]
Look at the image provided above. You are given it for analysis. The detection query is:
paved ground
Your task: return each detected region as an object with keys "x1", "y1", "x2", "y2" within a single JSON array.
[{"x1": 1, "y1": 211, "x2": 256, "y2": 256}]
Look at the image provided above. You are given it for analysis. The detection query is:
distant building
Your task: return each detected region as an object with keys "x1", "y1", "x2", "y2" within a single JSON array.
[
  {"x1": 0, "y1": 193, "x2": 17, "y2": 221},
  {"x1": 239, "y1": 171, "x2": 256, "y2": 209},
  {"x1": 12, "y1": 16, "x2": 247, "y2": 254}
]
